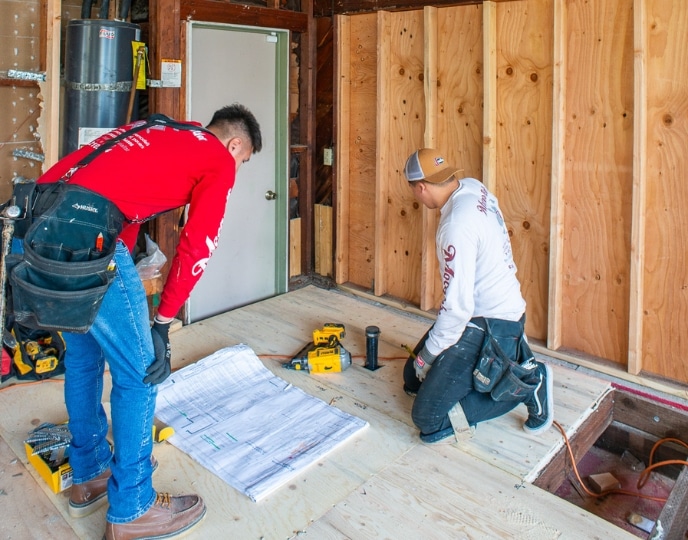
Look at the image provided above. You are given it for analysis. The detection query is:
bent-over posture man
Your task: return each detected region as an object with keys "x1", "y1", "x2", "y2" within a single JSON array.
[{"x1": 35, "y1": 104, "x2": 262, "y2": 539}]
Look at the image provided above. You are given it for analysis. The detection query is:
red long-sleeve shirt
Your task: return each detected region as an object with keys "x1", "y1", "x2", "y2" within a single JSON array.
[{"x1": 38, "y1": 119, "x2": 236, "y2": 319}]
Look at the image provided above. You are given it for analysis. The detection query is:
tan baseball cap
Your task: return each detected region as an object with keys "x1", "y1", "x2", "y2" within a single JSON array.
[{"x1": 404, "y1": 148, "x2": 460, "y2": 184}]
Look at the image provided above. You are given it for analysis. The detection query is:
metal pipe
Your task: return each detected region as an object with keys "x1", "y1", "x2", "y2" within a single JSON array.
[
  {"x1": 126, "y1": 46, "x2": 145, "y2": 123},
  {"x1": 98, "y1": 0, "x2": 110, "y2": 19},
  {"x1": 119, "y1": 0, "x2": 132, "y2": 20},
  {"x1": 81, "y1": 0, "x2": 94, "y2": 19},
  {"x1": 0, "y1": 205, "x2": 21, "y2": 339}
]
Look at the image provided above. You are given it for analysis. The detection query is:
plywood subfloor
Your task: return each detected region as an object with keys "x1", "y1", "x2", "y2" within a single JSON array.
[{"x1": 0, "y1": 285, "x2": 637, "y2": 539}]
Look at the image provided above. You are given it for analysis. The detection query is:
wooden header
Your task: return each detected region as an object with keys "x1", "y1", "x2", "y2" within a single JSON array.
[
  {"x1": 181, "y1": 0, "x2": 308, "y2": 32},
  {"x1": 315, "y1": 0, "x2": 482, "y2": 18}
]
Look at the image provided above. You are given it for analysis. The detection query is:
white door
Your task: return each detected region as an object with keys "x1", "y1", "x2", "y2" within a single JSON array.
[{"x1": 185, "y1": 23, "x2": 289, "y2": 322}]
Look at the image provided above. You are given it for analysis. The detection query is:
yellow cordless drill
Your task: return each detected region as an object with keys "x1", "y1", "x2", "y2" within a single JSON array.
[{"x1": 284, "y1": 323, "x2": 352, "y2": 374}]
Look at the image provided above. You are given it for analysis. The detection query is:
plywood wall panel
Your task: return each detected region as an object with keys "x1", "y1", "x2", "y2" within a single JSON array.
[
  {"x1": 346, "y1": 13, "x2": 377, "y2": 289},
  {"x1": 561, "y1": 0, "x2": 634, "y2": 364},
  {"x1": 436, "y1": 5, "x2": 483, "y2": 181},
  {"x1": 642, "y1": 0, "x2": 688, "y2": 383},
  {"x1": 494, "y1": 0, "x2": 553, "y2": 341},
  {"x1": 376, "y1": 10, "x2": 425, "y2": 303},
  {"x1": 419, "y1": 4, "x2": 482, "y2": 311}
]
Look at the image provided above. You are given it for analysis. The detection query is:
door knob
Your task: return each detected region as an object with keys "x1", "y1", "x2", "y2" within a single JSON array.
[{"x1": 265, "y1": 190, "x2": 277, "y2": 200}]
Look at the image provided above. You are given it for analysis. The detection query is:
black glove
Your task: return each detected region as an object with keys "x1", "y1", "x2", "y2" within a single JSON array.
[{"x1": 144, "y1": 319, "x2": 172, "y2": 385}]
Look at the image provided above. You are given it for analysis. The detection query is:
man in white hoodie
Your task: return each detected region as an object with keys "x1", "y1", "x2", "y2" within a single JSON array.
[{"x1": 402, "y1": 148, "x2": 554, "y2": 443}]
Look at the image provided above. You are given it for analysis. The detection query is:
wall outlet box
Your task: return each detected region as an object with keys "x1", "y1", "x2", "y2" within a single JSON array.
[
  {"x1": 324, "y1": 147, "x2": 333, "y2": 166},
  {"x1": 24, "y1": 442, "x2": 73, "y2": 493}
]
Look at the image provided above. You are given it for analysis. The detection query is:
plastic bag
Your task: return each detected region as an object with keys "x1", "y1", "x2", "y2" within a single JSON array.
[{"x1": 135, "y1": 234, "x2": 167, "y2": 280}]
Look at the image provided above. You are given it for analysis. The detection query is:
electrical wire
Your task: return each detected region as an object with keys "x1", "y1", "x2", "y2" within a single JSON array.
[{"x1": 554, "y1": 419, "x2": 688, "y2": 503}]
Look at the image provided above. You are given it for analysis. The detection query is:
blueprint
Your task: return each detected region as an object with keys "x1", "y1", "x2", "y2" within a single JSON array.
[{"x1": 155, "y1": 344, "x2": 368, "y2": 502}]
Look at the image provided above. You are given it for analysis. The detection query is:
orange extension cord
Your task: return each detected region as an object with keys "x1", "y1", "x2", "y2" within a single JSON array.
[{"x1": 553, "y1": 420, "x2": 688, "y2": 503}]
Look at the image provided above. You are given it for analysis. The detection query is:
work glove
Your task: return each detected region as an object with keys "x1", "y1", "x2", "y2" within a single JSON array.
[
  {"x1": 414, "y1": 348, "x2": 436, "y2": 382},
  {"x1": 144, "y1": 318, "x2": 172, "y2": 385}
]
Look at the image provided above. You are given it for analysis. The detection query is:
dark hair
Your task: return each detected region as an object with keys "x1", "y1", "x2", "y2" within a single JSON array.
[{"x1": 206, "y1": 103, "x2": 263, "y2": 153}]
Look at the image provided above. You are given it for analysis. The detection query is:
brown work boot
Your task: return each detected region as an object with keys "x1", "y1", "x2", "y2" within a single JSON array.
[
  {"x1": 69, "y1": 468, "x2": 111, "y2": 517},
  {"x1": 69, "y1": 455, "x2": 159, "y2": 518},
  {"x1": 104, "y1": 492, "x2": 206, "y2": 540}
]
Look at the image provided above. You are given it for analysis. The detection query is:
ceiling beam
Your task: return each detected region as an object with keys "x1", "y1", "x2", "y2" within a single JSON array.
[{"x1": 314, "y1": 0, "x2": 484, "y2": 18}]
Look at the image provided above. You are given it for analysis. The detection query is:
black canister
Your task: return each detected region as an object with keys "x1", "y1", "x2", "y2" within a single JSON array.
[
  {"x1": 62, "y1": 19, "x2": 141, "y2": 157},
  {"x1": 365, "y1": 325, "x2": 381, "y2": 370}
]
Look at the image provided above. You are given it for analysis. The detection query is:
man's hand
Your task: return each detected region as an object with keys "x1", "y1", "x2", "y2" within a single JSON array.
[
  {"x1": 144, "y1": 318, "x2": 172, "y2": 385},
  {"x1": 414, "y1": 352, "x2": 434, "y2": 382}
]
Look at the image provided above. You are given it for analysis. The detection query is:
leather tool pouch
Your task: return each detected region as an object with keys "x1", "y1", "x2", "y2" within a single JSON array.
[
  {"x1": 488, "y1": 349, "x2": 537, "y2": 402},
  {"x1": 6, "y1": 180, "x2": 64, "y2": 240},
  {"x1": 472, "y1": 325, "x2": 509, "y2": 393},
  {"x1": 8, "y1": 184, "x2": 125, "y2": 333},
  {"x1": 472, "y1": 319, "x2": 537, "y2": 402}
]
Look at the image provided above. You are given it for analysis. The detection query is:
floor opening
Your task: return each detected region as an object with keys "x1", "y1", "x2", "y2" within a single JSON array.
[{"x1": 535, "y1": 387, "x2": 688, "y2": 539}]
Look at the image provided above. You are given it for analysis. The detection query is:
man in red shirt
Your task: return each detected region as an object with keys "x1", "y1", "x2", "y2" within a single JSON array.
[{"x1": 37, "y1": 104, "x2": 262, "y2": 539}]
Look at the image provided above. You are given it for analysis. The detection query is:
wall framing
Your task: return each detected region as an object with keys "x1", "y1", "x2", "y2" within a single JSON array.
[{"x1": 334, "y1": 0, "x2": 688, "y2": 394}]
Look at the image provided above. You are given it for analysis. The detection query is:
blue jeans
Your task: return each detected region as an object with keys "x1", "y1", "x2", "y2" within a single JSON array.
[
  {"x1": 403, "y1": 317, "x2": 528, "y2": 442},
  {"x1": 64, "y1": 241, "x2": 157, "y2": 523}
]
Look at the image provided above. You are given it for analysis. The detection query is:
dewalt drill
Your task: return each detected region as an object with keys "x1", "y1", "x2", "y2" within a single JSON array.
[{"x1": 284, "y1": 323, "x2": 352, "y2": 374}]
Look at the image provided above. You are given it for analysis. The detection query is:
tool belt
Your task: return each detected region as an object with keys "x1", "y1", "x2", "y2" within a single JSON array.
[
  {"x1": 7, "y1": 183, "x2": 125, "y2": 333},
  {"x1": 470, "y1": 316, "x2": 538, "y2": 402}
]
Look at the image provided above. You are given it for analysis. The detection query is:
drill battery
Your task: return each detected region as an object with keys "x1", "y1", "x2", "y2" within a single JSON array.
[{"x1": 312, "y1": 323, "x2": 345, "y2": 346}]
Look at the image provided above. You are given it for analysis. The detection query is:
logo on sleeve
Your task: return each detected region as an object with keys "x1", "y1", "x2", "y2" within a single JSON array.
[
  {"x1": 192, "y1": 235, "x2": 219, "y2": 276},
  {"x1": 191, "y1": 218, "x2": 225, "y2": 276},
  {"x1": 438, "y1": 245, "x2": 456, "y2": 313}
]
